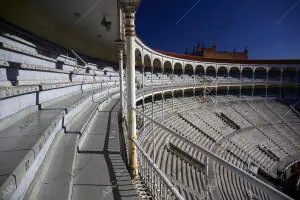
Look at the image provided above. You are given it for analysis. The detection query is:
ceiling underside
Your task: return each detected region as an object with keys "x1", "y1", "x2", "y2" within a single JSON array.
[{"x1": 0, "y1": 0, "x2": 120, "y2": 62}]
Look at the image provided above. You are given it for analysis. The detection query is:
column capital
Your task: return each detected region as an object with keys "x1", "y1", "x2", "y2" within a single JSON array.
[
  {"x1": 121, "y1": 0, "x2": 140, "y2": 13},
  {"x1": 114, "y1": 39, "x2": 125, "y2": 51},
  {"x1": 121, "y1": 1, "x2": 140, "y2": 37}
]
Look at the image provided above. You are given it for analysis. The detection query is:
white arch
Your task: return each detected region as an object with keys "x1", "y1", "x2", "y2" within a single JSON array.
[
  {"x1": 254, "y1": 65, "x2": 267, "y2": 72},
  {"x1": 173, "y1": 62, "x2": 183, "y2": 73},
  {"x1": 135, "y1": 44, "x2": 143, "y2": 57},
  {"x1": 184, "y1": 62, "x2": 195, "y2": 73},
  {"x1": 217, "y1": 65, "x2": 229, "y2": 73},
  {"x1": 134, "y1": 37, "x2": 299, "y2": 75},
  {"x1": 205, "y1": 65, "x2": 217, "y2": 74},
  {"x1": 241, "y1": 66, "x2": 254, "y2": 72},
  {"x1": 229, "y1": 65, "x2": 241, "y2": 72},
  {"x1": 204, "y1": 64, "x2": 217, "y2": 73},
  {"x1": 163, "y1": 58, "x2": 172, "y2": 67},
  {"x1": 152, "y1": 54, "x2": 162, "y2": 68}
]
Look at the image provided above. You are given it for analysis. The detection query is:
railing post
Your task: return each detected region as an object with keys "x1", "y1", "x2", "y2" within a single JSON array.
[
  {"x1": 216, "y1": 69, "x2": 218, "y2": 105},
  {"x1": 162, "y1": 92, "x2": 164, "y2": 121},
  {"x1": 107, "y1": 82, "x2": 109, "y2": 96},
  {"x1": 133, "y1": 139, "x2": 185, "y2": 200},
  {"x1": 162, "y1": 66, "x2": 164, "y2": 86},
  {"x1": 151, "y1": 65, "x2": 156, "y2": 164},
  {"x1": 240, "y1": 68, "x2": 242, "y2": 99},
  {"x1": 172, "y1": 90, "x2": 174, "y2": 111},
  {"x1": 205, "y1": 155, "x2": 209, "y2": 200},
  {"x1": 227, "y1": 69, "x2": 229, "y2": 98},
  {"x1": 295, "y1": 69, "x2": 298, "y2": 99},
  {"x1": 121, "y1": 1, "x2": 140, "y2": 178},
  {"x1": 182, "y1": 67, "x2": 185, "y2": 111},
  {"x1": 252, "y1": 68, "x2": 255, "y2": 102},
  {"x1": 193, "y1": 68, "x2": 195, "y2": 86},
  {"x1": 204, "y1": 69, "x2": 207, "y2": 85},
  {"x1": 193, "y1": 68, "x2": 195, "y2": 109},
  {"x1": 280, "y1": 68, "x2": 283, "y2": 100},
  {"x1": 266, "y1": 68, "x2": 268, "y2": 100},
  {"x1": 182, "y1": 89, "x2": 184, "y2": 112},
  {"x1": 162, "y1": 67, "x2": 164, "y2": 120},
  {"x1": 142, "y1": 65, "x2": 145, "y2": 88}
]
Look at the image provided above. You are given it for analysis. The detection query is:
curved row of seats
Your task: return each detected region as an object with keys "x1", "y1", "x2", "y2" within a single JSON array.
[
  {"x1": 139, "y1": 115, "x2": 207, "y2": 200},
  {"x1": 139, "y1": 110, "x2": 271, "y2": 200},
  {"x1": 229, "y1": 102, "x2": 298, "y2": 157},
  {"x1": 23, "y1": 93, "x2": 121, "y2": 200},
  {"x1": 215, "y1": 145, "x2": 271, "y2": 200},
  {"x1": 137, "y1": 94, "x2": 300, "y2": 200},
  {"x1": 135, "y1": 69, "x2": 299, "y2": 89}
]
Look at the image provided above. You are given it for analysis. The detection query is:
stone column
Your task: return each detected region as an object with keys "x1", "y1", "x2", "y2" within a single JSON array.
[
  {"x1": 121, "y1": 0, "x2": 140, "y2": 177},
  {"x1": 115, "y1": 40, "x2": 125, "y2": 117}
]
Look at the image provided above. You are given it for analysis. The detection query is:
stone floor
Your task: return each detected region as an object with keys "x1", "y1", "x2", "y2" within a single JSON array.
[{"x1": 72, "y1": 99, "x2": 139, "y2": 200}]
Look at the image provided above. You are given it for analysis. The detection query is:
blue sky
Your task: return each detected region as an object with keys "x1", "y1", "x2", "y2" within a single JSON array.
[{"x1": 135, "y1": 0, "x2": 300, "y2": 59}]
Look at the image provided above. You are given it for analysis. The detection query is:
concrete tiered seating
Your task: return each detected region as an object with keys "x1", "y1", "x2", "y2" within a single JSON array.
[
  {"x1": 215, "y1": 161, "x2": 271, "y2": 200},
  {"x1": 0, "y1": 29, "x2": 119, "y2": 89},
  {"x1": 214, "y1": 142, "x2": 270, "y2": 200},
  {"x1": 0, "y1": 25, "x2": 128, "y2": 200},
  {"x1": 140, "y1": 115, "x2": 207, "y2": 200},
  {"x1": 138, "y1": 93, "x2": 300, "y2": 200},
  {"x1": 25, "y1": 97, "x2": 138, "y2": 200},
  {"x1": 136, "y1": 70, "x2": 204, "y2": 89},
  {"x1": 181, "y1": 108, "x2": 236, "y2": 142},
  {"x1": 0, "y1": 79, "x2": 120, "y2": 199},
  {"x1": 220, "y1": 105, "x2": 252, "y2": 129}
]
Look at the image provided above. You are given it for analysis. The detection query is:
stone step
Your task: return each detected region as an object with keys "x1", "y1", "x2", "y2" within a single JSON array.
[
  {"x1": 23, "y1": 99, "x2": 100, "y2": 200},
  {"x1": 72, "y1": 99, "x2": 139, "y2": 200},
  {"x1": 34, "y1": 133, "x2": 79, "y2": 200},
  {"x1": 0, "y1": 87, "x2": 118, "y2": 200}
]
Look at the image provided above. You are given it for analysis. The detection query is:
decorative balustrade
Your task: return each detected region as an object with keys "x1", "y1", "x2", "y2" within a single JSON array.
[{"x1": 134, "y1": 139, "x2": 185, "y2": 200}]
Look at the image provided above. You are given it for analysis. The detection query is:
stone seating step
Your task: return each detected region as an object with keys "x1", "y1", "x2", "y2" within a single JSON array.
[
  {"x1": 36, "y1": 132, "x2": 79, "y2": 200},
  {"x1": 65, "y1": 103, "x2": 99, "y2": 134},
  {"x1": 22, "y1": 93, "x2": 112, "y2": 200},
  {"x1": 31, "y1": 101, "x2": 99, "y2": 200},
  {"x1": 0, "y1": 108, "x2": 64, "y2": 200},
  {"x1": 0, "y1": 86, "x2": 116, "y2": 200},
  {"x1": 72, "y1": 99, "x2": 139, "y2": 200}
]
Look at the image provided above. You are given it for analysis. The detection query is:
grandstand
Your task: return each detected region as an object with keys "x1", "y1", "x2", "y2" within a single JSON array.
[{"x1": 0, "y1": 1, "x2": 300, "y2": 200}]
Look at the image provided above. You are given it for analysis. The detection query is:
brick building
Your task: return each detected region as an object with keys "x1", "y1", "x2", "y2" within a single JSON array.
[{"x1": 185, "y1": 43, "x2": 248, "y2": 60}]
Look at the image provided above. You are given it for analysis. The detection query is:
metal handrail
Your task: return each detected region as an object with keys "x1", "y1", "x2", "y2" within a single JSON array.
[
  {"x1": 132, "y1": 108, "x2": 294, "y2": 200},
  {"x1": 133, "y1": 139, "x2": 185, "y2": 200},
  {"x1": 136, "y1": 81, "x2": 282, "y2": 94},
  {"x1": 138, "y1": 80, "x2": 282, "y2": 89},
  {"x1": 70, "y1": 49, "x2": 87, "y2": 66},
  {"x1": 290, "y1": 103, "x2": 300, "y2": 117}
]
